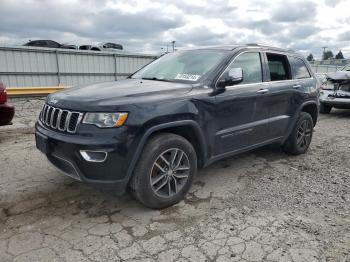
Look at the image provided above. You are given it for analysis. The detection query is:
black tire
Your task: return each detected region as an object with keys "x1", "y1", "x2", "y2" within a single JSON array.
[
  {"x1": 129, "y1": 133, "x2": 197, "y2": 209},
  {"x1": 319, "y1": 103, "x2": 332, "y2": 114},
  {"x1": 283, "y1": 112, "x2": 313, "y2": 155}
]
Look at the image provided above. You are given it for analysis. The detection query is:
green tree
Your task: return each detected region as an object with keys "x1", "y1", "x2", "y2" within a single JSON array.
[
  {"x1": 306, "y1": 53, "x2": 314, "y2": 61},
  {"x1": 322, "y1": 50, "x2": 334, "y2": 60},
  {"x1": 335, "y1": 50, "x2": 344, "y2": 59}
]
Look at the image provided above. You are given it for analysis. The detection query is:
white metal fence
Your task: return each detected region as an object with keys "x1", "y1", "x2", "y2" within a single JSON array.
[
  {"x1": 2, "y1": 47, "x2": 347, "y2": 87},
  {"x1": 310, "y1": 64, "x2": 343, "y2": 74},
  {"x1": 0, "y1": 46, "x2": 157, "y2": 87},
  {"x1": 309, "y1": 59, "x2": 349, "y2": 74}
]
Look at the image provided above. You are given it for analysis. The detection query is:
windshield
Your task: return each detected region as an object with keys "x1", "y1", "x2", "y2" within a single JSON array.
[
  {"x1": 131, "y1": 49, "x2": 229, "y2": 82},
  {"x1": 342, "y1": 64, "x2": 350, "y2": 71}
]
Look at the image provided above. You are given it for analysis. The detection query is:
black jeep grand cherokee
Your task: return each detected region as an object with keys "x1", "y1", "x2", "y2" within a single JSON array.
[{"x1": 35, "y1": 45, "x2": 319, "y2": 208}]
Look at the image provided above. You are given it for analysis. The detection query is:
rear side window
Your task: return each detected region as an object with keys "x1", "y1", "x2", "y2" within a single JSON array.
[
  {"x1": 291, "y1": 57, "x2": 311, "y2": 79},
  {"x1": 266, "y1": 53, "x2": 292, "y2": 81},
  {"x1": 224, "y1": 52, "x2": 263, "y2": 85}
]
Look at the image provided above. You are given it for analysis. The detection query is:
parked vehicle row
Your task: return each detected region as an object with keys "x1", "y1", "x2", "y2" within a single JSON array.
[
  {"x1": 35, "y1": 44, "x2": 319, "y2": 209},
  {"x1": 24, "y1": 40, "x2": 123, "y2": 52}
]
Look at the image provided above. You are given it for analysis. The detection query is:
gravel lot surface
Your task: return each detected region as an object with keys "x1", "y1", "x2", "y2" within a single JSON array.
[{"x1": 0, "y1": 110, "x2": 349, "y2": 262}]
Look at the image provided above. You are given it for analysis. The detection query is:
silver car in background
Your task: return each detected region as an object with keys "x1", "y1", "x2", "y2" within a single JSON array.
[{"x1": 319, "y1": 64, "x2": 350, "y2": 113}]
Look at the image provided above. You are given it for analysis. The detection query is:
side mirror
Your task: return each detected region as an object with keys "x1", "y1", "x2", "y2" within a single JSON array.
[{"x1": 217, "y1": 68, "x2": 243, "y2": 88}]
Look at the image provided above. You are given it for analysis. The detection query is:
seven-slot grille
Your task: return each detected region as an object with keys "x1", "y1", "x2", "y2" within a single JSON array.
[{"x1": 40, "y1": 104, "x2": 83, "y2": 133}]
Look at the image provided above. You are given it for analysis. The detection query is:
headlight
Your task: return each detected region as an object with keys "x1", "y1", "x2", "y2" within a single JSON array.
[{"x1": 83, "y1": 112, "x2": 128, "y2": 128}]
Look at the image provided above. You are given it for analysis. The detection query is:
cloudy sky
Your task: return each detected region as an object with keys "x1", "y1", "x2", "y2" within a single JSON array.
[{"x1": 0, "y1": 0, "x2": 349, "y2": 58}]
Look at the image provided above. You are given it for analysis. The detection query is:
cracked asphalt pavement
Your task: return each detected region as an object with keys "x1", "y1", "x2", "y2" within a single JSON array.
[{"x1": 0, "y1": 110, "x2": 349, "y2": 262}]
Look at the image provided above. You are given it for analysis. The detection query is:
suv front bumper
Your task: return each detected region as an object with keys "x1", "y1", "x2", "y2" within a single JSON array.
[
  {"x1": 320, "y1": 90, "x2": 350, "y2": 108},
  {"x1": 35, "y1": 121, "x2": 142, "y2": 193}
]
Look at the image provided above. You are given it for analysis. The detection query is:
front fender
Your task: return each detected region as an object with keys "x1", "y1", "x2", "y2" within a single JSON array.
[{"x1": 124, "y1": 120, "x2": 207, "y2": 184}]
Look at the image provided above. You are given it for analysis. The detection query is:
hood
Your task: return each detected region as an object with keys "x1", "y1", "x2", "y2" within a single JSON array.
[
  {"x1": 326, "y1": 71, "x2": 350, "y2": 81},
  {"x1": 47, "y1": 79, "x2": 193, "y2": 111}
]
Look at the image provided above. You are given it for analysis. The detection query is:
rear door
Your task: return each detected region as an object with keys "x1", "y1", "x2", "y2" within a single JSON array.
[
  {"x1": 263, "y1": 52, "x2": 299, "y2": 139},
  {"x1": 214, "y1": 51, "x2": 270, "y2": 156}
]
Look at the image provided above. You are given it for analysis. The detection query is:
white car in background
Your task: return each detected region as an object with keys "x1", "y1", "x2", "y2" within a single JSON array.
[
  {"x1": 98, "y1": 42, "x2": 123, "y2": 52},
  {"x1": 319, "y1": 64, "x2": 350, "y2": 113},
  {"x1": 79, "y1": 42, "x2": 123, "y2": 52}
]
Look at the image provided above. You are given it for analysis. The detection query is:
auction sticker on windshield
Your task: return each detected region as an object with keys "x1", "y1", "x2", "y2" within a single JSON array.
[{"x1": 175, "y1": 74, "x2": 200, "y2": 81}]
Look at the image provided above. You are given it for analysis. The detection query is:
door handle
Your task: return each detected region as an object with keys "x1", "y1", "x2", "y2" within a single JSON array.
[
  {"x1": 293, "y1": 84, "x2": 302, "y2": 89},
  {"x1": 257, "y1": 88, "x2": 269, "y2": 94}
]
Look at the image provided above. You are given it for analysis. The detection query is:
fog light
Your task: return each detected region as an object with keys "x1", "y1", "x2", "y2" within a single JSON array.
[{"x1": 80, "y1": 150, "x2": 108, "y2": 162}]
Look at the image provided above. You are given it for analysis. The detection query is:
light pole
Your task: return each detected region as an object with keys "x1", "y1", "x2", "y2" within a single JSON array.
[
  {"x1": 322, "y1": 46, "x2": 327, "y2": 60},
  {"x1": 171, "y1": 41, "x2": 175, "y2": 52}
]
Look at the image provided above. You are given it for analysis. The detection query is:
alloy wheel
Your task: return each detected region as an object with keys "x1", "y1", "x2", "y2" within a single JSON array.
[
  {"x1": 150, "y1": 148, "x2": 190, "y2": 198},
  {"x1": 296, "y1": 119, "x2": 312, "y2": 150}
]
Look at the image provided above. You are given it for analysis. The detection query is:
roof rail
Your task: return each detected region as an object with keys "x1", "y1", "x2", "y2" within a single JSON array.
[{"x1": 244, "y1": 43, "x2": 296, "y2": 53}]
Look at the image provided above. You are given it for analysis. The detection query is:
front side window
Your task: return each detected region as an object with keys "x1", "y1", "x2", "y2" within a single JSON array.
[
  {"x1": 79, "y1": 45, "x2": 90, "y2": 50},
  {"x1": 223, "y1": 52, "x2": 263, "y2": 85},
  {"x1": 266, "y1": 53, "x2": 292, "y2": 81},
  {"x1": 292, "y1": 57, "x2": 311, "y2": 79},
  {"x1": 131, "y1": 49, "x2": 229, "y2": 83},
  {"x1": 46, "y1": 41, "x2": 60, "y2": 48}
]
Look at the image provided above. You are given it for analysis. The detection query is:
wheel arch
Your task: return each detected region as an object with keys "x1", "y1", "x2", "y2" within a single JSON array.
[
  {"x1": 125, "y1": 120, "x2": 208, "y2": 183},
  {"x1": 300, "y1": 101, "x2": 318, "y2": 126},
  {"x1": 283, "y1": 101, "x2": 318, "y2": 144}
]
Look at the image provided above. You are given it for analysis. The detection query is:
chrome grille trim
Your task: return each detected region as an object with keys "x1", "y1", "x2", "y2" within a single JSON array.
[
  {"x1": 45, "y1": 105, "x2": 50, "y2": 124},
  {"x1": 56, "y1": 110, "x2": 63, "y2": 129},
  {"x1": 51, "y1": 108, "x2": 57, "y2": 128},
  {"x1": 65, "y1": 112, "x2": 72, "y2": 132},
  {"x1": 58, "y1": 111, "x2": 68, "y2": 131},
  {"x1": 39, "y1": 104, "x2": 83, "y2": 133}
]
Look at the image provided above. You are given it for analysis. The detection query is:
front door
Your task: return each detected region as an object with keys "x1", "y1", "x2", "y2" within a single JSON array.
[{"x1": 214, "y1": 51, "x2": 269, "y2": 156}]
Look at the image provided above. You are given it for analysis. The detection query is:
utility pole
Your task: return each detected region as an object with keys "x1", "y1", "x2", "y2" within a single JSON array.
[
  {"x1": 322, "y1": 46, "x2": 327, "y2": 60},
  {"x1": 171, "y1": 41, "x2": 175, "y2": 52}
]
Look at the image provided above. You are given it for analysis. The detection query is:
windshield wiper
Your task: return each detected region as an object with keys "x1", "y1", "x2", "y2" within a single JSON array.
[{"x1": 141, "y1": 77, "x2": 173, "y2": 82}]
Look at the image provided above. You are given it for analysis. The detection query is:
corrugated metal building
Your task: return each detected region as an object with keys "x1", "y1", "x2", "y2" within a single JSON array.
[{"x1": 0, "y1": 46, "x2": 157, "y2": 87}]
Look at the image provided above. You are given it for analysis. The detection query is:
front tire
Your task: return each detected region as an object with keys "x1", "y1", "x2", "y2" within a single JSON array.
[
  {"x1": 129, "y1": 133, "x2": 197, "y2": 209},
  {"x1": 319, "y1": 103, "x2": 332, "y2": 114},
  {"x1": 283, "y1": 112, "x2": 313, "y2": 155}
]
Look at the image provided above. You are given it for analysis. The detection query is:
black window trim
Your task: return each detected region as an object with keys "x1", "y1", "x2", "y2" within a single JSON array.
[
  {"x1": 215, "y1": 50, "x2": 265, "y2": 89},
  {"x1": 264, "y1": 51, "x2": 294, "y2": 82}
]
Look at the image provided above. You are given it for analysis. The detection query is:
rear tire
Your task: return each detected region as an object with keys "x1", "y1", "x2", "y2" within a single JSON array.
[
  {"x1": 319, "y1": 103, "x2": 332, "y2": 114},
  {"x1": 283, "y1": 112, "x2": 313, "y2": 155},
  {"x1": 129, "y1": 133, "x2": 197, "y2": 209}
]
